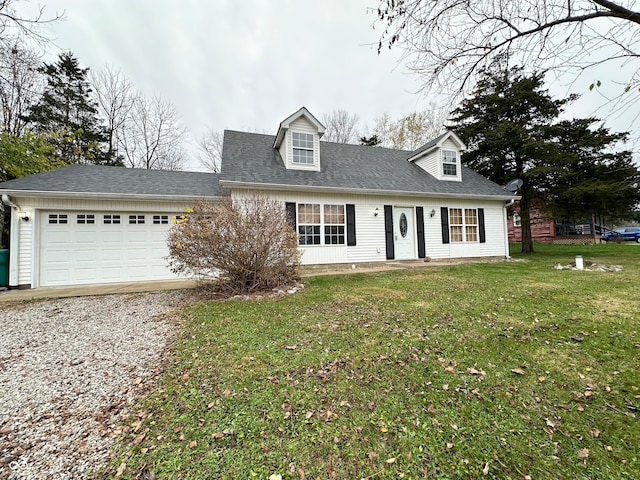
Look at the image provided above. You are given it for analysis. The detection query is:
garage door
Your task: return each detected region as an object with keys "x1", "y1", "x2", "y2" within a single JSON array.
[{"x1": 39, "y1": 211, "x2": 179, "y2": 287}]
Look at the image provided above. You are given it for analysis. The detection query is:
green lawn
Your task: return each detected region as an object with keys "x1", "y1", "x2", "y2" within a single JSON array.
[{"x1": 102, "y1": 243, "x2": 639, "y2": 479}]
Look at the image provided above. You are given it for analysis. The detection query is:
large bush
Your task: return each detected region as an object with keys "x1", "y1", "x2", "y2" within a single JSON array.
[{"x1": 167, "y1": 196, "x2": 300, "y2": 293}]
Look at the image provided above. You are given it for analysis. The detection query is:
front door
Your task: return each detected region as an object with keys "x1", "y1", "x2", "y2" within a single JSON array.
[{"x1": 394, "y1": 207, "x2": 415, "y2": 260}]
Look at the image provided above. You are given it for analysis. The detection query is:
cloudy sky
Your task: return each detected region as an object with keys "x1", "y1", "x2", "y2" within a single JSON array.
[{"x1": 13, "y1": 0, "x2": 639, "y2": 171}]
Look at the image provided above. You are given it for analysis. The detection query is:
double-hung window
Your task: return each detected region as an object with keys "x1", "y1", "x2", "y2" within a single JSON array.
[
  {"x1": 324, "y1": 204, "x2": 345, "y2": 245},
  {"x1": 449, "y1": 208, "x2": 478, "y2": 242},
  {"x1": 297, "y1": 203, "x2": 346, "y2": 245},
  {"x1": 298, "y1": 204, "x2": 321, "y2": 245},
  {"x1": 292, "y1": 132, "x2": 314, "y2": 165},
  {"x1": 442, "y1": 150, "x2": 458, "y2": 176}
]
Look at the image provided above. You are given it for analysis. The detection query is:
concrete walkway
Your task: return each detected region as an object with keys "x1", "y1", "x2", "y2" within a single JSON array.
[{"x1": 0, "y1": 258, "x2": 493, "y2": 302}]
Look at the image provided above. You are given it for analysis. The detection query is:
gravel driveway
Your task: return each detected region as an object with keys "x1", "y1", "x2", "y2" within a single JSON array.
[{"x1": 0, "y1": 290, "x2": 196, "y2": 479}]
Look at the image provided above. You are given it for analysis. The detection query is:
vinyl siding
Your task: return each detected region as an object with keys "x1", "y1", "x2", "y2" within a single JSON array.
[{"x1": 231, "y1": 189, "x2": 509, "y2": 265}]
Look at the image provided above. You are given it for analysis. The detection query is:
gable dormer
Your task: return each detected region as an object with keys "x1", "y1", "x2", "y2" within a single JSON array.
[
  {"x1": 273, "y1": 107, "x2": 325, "y2": 172},
  {"x1": 407, "y1": 130, "x2": 466, "y2": 182}
]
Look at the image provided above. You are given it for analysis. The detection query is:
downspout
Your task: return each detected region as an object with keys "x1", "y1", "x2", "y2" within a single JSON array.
[
  {"x1": 503, "y1": 199, "x2": 515, "y2": 259},
  {"x1": 1, "y1": 194, "x2": 20, "y2": 287}
]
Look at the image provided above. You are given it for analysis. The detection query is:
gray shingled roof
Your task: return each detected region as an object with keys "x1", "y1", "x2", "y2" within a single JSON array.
[
  {"x1": 0, "y1": 164, "x2": 220, "y2": 198},
  {"x1": 220, "y1": 131, "x2": 513, "y2": 199}
]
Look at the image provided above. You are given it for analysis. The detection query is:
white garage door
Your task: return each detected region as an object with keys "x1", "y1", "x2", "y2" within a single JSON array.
[{"x1": 39, "y1": 211, "x2": 179, "y2": 287}]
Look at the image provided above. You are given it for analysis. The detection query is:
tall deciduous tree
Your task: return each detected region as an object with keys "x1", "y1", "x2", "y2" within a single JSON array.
[
  {"x1": 0, "y1": 42, "x2": 42, "y2": 136},
  {"x1": 376, "y1": 1, "x2": 640, "y2": 110},
  {"x1": 23, "y1": 52, "x2": 116, "y2": 165},
  {"x1": 196, "y1": 127, "x2": 223, "y2": 172},
  {"x1": 91, "y1": 64, "x2": 135, "y2": 163},
  {"x1": 367, "y1": 107, "x2": 447, "y2": 150},
  {"x1": 321, "y1": 110, "x2": 360, "y2": 144},
  {"x1": 449, "y1": 64, "x2": 639, "y2": 253},
  {"x1": 119, "y1": 94, "x2": 187, "y2": 170}
]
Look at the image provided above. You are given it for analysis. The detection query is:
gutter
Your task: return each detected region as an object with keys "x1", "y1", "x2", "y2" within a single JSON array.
[
  {"x1": 0, "y1": 190, "x2": 222, "y2": 202},
  {"x1": 220, "y1": 180, "x2": 520, "y2": 202},
  {"x1": 1, "y1": 194, "x2": 18, "y2": 209}
]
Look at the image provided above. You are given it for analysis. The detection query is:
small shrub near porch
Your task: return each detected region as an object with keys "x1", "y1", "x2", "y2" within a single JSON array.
[{"x1": 167, "y1": 196, "x2": 299, "y2": 293}]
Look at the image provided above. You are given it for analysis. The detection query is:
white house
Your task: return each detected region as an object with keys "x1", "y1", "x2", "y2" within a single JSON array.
[{"x1": 0, "y1": 107, "x2": 517, "y2": 289}]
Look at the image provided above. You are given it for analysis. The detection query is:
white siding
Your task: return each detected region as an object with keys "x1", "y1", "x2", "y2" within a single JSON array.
[
  {"x1": 232, "y1": 189, "x2": 509, "y2": 265},
  {"x1": 17, "y1": 216, "x2": 33, "y2": 286},
  {"x1": 413, "y1": 138, "x2": 463, "y2": 182}
]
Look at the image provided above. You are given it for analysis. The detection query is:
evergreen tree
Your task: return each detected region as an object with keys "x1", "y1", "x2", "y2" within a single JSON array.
[
  {"x1": 449, "y1": 64, "x2": 639, "y2": 253},
  {"x1": 23, "y1": 52, "x2": 119, "y2": 165}
]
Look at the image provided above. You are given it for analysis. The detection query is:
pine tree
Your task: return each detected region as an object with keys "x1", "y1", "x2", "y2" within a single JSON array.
[
  {"x1": 23, "y1": 52, "x2": 119, "y2": 165},
  {"x1": 449, "y1": 64, "x2": 640, "y2": 253}
]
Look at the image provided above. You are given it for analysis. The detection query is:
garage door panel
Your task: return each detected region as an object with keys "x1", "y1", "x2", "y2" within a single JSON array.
[
  {"x1": 76, "y1": 231, "x2": 98, "y2": 243},
  {"x1": 39, "y1": 211, "x2": 179, "y2": 287},
  {"x1": 76, "y1": 249, "x2": 98, "y2": 262},
  {"x1": 103, "y1": 231, "x2": 122, "y2": 243}
]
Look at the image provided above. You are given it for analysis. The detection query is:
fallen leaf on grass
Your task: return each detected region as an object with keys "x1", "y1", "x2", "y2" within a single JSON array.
[
  {"x1": 590, "y1": 428, "x2": 600, "y2": 438},
  {"x1": 511, "y1": 368, "x2": 526, "y2": 375},
  {"x1": 445, "y1": 366, "x2": 456, "y2": 374},
  {"x1": 386, "y1": 457, "x2": 396, "y2": 464},
  {"x1": 132, "y1": 432, "x2": 146, "y2": 446},
  {"x1": 577, "y1": 448, "x2": 589, "y2": 465},
  {"x1": 115, "y1": 462, "x2": 126, "y2": 477},
  {"x1": 283, "y1": 345, "x2": 298, "y2": 350},
  {"x1": 482, "y1": 462, "x2": 490, "y2": 475},
  {"x1": 188, "y1": 440, "x2": 197, "y2": 448}
]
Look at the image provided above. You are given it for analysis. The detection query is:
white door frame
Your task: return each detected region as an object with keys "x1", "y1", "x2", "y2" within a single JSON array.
[{"x1": 394, "y1": 206, "x2": 416, "y2": 260}]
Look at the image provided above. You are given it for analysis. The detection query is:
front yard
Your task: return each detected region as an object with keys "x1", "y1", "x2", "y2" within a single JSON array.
[{"x1": 102, "y1": 243, "x2": 639, "y2": 479}]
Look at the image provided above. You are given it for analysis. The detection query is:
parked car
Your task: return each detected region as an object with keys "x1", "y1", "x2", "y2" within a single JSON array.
[{"x1": 602, "y1": 226, "x2": 640, "y2": 243}]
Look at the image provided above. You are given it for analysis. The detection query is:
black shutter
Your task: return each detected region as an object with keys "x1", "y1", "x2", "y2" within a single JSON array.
[
  {"x1": 384, "y1": 205, "x2": 394, "y2": 259},
  {"x1": 285, "y1": 202, "x2": 296, "y2": 230},
  {"x1": 416, "y1": 206, "x2": 426, "y2": 258},
  {"x1": 346, "y1": 204, "x2": 356, "y2": 246},
  {"x1": 441, "y1": 207, "x2": 450, "y2": 244},
  {"x1": 478, "y1": 208, "x2": 486, "y2": 243}
]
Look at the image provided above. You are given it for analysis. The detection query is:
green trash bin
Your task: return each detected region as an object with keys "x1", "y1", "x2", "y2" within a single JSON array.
[{"x1": 0, "y1": 249, "x2": 8, "y2": 287}]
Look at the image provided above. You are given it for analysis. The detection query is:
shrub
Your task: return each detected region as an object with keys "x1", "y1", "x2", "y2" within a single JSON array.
[{"x1": 167, "y1": 195, "x2": 300, "y2": 293}]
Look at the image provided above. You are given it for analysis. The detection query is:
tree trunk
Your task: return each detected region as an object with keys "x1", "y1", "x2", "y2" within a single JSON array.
[{"x1": 519, "y1": 192, "x2": 535, "y2": 253}]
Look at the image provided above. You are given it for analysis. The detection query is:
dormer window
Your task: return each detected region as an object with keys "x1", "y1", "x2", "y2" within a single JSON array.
[
  {"x1": 442, "y1": 150, "x2": 458, "y2": 176},
  {"x1": 292, "y1": 132, "x2": 314, "y2": 165}
]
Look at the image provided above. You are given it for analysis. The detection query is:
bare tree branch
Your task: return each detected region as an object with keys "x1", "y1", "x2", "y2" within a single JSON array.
[
  {"x1": 119, "y1": 94, "x2": 187, "y2": 170},
  {"x1": 321, "y1": 109, "x2": 360, "y2": 143},
  {"x1": 196, "y1": 127, "x2": 223, "y2": 172},
  {"x1": 376, "y1": 0, "x2": 640, "y2": 101}
]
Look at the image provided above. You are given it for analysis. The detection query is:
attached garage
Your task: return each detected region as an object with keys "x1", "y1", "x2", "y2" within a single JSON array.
[
  {"x1": 0, "y1": 165, "x2": 220, "y2": 289},
  {"x1": 38, "y1": 211, "x2": 178, "y2": 287}
]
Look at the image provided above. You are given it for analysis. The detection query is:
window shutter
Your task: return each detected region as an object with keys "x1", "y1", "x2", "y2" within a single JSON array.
[
  {"x1": 285, "y1": 202, "x2": 296, "y2": 230},
  {"x1": 416, "y1": 206, "x2": 426, "y2": 258},
  {"x1": 441, "y1": 207, "x2": 450, "y2": 244},
  {"x1": 346, "y1": 204, "x2": 356, "y2": 246},
  {"x1": 478, "y1": 208, "x2": 486, "y2": 243},
  {"x1": 384, "y1": 205, "x2": 394, "y2": 259}
]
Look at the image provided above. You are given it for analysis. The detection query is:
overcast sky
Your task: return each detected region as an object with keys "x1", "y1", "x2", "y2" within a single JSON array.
[{"x1": 14, "y1": 0, "x2": 639, "y2": 171}]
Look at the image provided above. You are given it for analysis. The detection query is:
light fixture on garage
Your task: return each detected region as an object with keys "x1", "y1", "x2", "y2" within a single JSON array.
[
  {"x1": 373, "y1": 207, "x2": 380, "y2": 217},
  {"x1": 20, "y1": 213, "x2": 30, "y2": 222},
  {"x1": 430, "y1": 209, "x2": 436, "y2": 218}
]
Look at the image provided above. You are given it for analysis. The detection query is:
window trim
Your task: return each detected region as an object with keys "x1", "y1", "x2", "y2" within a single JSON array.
[
  {"x1": 291, "y1": 131, "x2": 315, "y2": 165},
  {"x1": 449, "y1": 207, "x2": 479, "y2": 243},
  {"x1": 296, "y1": 202, "x2": 347, "y2": 246},
  {"x1": 513, "y1": 213, "x2": 522, "y2": 227},
  {"x1": 442, "y1": 150, "x2": 458, "y2": 177}
]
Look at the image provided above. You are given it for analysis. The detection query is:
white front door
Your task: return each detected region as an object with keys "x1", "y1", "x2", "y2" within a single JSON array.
[{"x1": 394, "y1": 207, "x2": 415, "y2": 260}]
